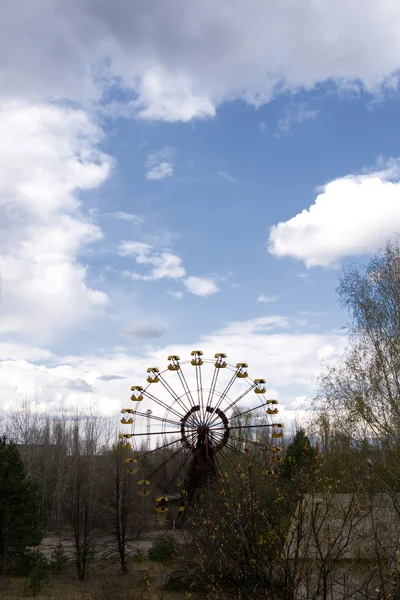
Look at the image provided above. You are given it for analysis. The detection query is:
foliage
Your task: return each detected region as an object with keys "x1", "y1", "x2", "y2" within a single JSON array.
[
  {"x1": 280, "y1": 428, "x2": 318, "y2": 481},
  {"x1": 50, "y1": 540, "x2": 69, "y2": 575},
  {"x1": 25, "y1": 557, "x2": 49, "y2": 595},
  {"x1": 174, "y1": 451, "x2": 286, "y2": 599},
  {"x1": 132, "y1": 549, "x2": 147, "y2": 563},
  {"x1": 148, "y1": 535, "x2": 176, "y2": 562},
  {"x1": 0, "y1": 436, "x2": 43, "y2": 574},
  {"x1": 318, "y1": 236, "x2": 400, "y2": 446}
]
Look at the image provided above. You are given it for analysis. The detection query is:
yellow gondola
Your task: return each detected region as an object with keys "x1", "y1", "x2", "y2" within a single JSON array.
[
  {"x1": 155, "y1": 496, "x2": 169, "y2": 513},
  {"x1": 167, "y1": 355, "x2": 180, "y2": 371},
  {"x1": 125, "y1": 468, "x2": 138, "y2": 475},
  {"x1": 236, "y1": 363, "x2": 248, "y2": 378},
  {"x1": 214, "y1": 353, "x2": 227, "y2": 368},
  {"x1": 266, "y1": 408, "x2": 279, "y2": 415},
  {"x1": 137, "y1": 480, "x2": 151, "y2": 496},
  {"x1": 146, "y1": 368, "x2": 160, "y2": 383},
  {"x1": 254, "y1": 378, "x2": 266, "y2": 393},
  {"x1": 191, "y1": 350, "x2": 204, "y2": 366},
  {"x1": 120, "y1": 418, "x2": 134, "y2": 424},
  {"x1": 130, "y1": 386, "x2": 144, "y2": 401}
]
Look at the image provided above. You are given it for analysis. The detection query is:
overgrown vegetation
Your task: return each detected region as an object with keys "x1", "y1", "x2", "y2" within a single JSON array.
[{"x1": 4, "y1": 237, "x2": 400, "y2": 599}]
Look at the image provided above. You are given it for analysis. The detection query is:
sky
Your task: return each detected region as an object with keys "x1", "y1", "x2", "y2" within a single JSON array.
[{"x1": 1, "y1": 0, "x2": 400, "y2": 428}]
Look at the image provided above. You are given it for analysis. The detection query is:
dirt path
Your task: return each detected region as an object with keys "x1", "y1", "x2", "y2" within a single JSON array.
[{"x1": 37, "y1": 528, "x2": 188, "y2": 559}]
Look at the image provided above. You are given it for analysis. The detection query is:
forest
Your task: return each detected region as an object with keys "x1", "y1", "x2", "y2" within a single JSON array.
[{"x1": 2, "y1": 238, "x2": 400, "y2": 600}]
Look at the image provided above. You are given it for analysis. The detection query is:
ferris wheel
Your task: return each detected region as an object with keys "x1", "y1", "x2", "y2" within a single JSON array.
[{"x1": 118, "y1": 351, "x2": 284, "y2": 517}]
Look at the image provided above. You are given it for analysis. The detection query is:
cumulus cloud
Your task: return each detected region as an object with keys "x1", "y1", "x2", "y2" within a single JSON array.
[
  {"x1": 0, "y1": 316, "x2": 347, "y2": 420},
  {"x1": 268, "y1": 158, "x2": 400, "y2": 268},
  {"x1": 183, "y1": 276, "x2": 219, "y2": 297},
  {"x1": 0, "y1": 102, "x2": 112, "y2": 342},
  {"x1": 119, "y1": 242, "x2": 186, "y2": 280},
  {"x1": 3, "y1": 2, "x2": 400, "y2": 120},
  {"x1": 145, "y1": 147, "x2": 175, "y2": 180},
  {"x1": 119, "y1": 241, "x2": 219, "y2": 296}
]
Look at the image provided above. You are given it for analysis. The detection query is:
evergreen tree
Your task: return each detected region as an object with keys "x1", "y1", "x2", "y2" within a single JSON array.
[
  {"x1": 0, "y1": 436, "x2": 43, "y2": 574},
  {"x1": 280, "y1": 428, "x2": 317, "y2": 481}
]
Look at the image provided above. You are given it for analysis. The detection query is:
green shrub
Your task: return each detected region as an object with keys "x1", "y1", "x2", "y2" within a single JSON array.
[
  {"x1": 8, "y1": 548, "x2": 48, "y2": 577},
  {"x1": 50, "y1": 540, "x2": 69, "y2": 575},
  {"x1": 132, "y1": 549, "x2": 147, "y2": 563},
  {"x1": 26, "y1": 557, "x2": 49, "y2": 595},
  {"x1": 148, "y1": 535, "x2": 175, "y2": 562}
]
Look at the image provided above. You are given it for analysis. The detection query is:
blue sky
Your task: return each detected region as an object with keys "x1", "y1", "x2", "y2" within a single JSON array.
[{"x1": 1, "y1": 1, "x2": 400, "y2": 425}]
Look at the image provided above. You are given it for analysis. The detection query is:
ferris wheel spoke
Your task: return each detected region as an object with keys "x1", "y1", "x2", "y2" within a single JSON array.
[
  {"x1": 210, "y1": 422, "x2": 278, "y2": 433},
  {"x1": 163, "y1": 449, "x2": 193, "y2": 497},
  {"x1": 175, "y1": 367, "x2": 201, "y2": 426},
  {"x1": 133, "y1": 428, "x2": 181, "y2": 438},
  {"x1": 137, "y1": 435, "x2": 187, "y2": 459},
  {"x1": 157, "y1": 372, "x2": 195, "y2": 418},
  {"x1": 145, "y1": 444, "x2": 190, "y2": 482},
  {"x1": 205, "y1": 368, "x2": 242, "y2": 426},
  {"x1": 228, "y1": 401, "x2": 268, "y2": 421},
  {"x1": 133, "y1": 409, "x2": 182, "y2": 429},
  {"x1": 194, "y1": 363, "x2": 205, "y2": 421},
  {"x1": 222, "y1": 441, "x2": 266, "y2": 471},
  {"x1": 209, "y1": 383, "x2": 257, "y2": 426},
  {"x1": 205, "y1": 362, "x2": 220, "y2": 411},
  {"x1": 142, "y1": 389, "x2": 184, "y2": 420}
]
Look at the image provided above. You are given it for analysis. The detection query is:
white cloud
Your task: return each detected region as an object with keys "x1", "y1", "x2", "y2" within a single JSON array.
[
  {"x1": 217, "y1": 171, "x2": 235, "y2": 183},
  {"x1": 119, "y1": 241, "x2": 220, "y2": 297},
  {"x1": 257, "y1": 294, "x2": 282, "y2": 303},
  {"x1": 145, "y1": 147, "x2": 175, "y2": 180},
  {"x1": 268, "y1": 158, "x2": 400, "y2": 268},
  {"x1": 0, "y1": 102, "x2": 112, "y2": 343},
  {"x1": 109, "y1": 211, "x2": 143, "y2": 223},
  {"x1": 119, "y1": 242, "x2": 186, "y2": 280},
  {"x1": 168, "y1": 290, "x2": 184, "y2": 300},
  {"x1": 183, "y1": 277, "x2": 219, "y2": 297},
  {"x1": 277, "y1": 103, "x2": 318, "y2": 133},
  {"x1": 0, "y1": 317, "x2": 347, "y2": 420},
  {"x1": 3, "y1": 2, "x2": 400, "y2": 121}
]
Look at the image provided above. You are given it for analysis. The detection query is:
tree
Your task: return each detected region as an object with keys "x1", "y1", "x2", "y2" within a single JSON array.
[
  {"x1": 64, "y1": 414, "x2": 105, "y2": 581},
  {"x1": 280, "y1": 428, "x2": 318, "y2": 482},
  {"x1": 0, "y1": 436, "x2": 43, "y2": 574},
  {"x1": 318, "y1": 237, "x2": 400, "y2": 446},
  {"x1": 174, "y1": 448, "x2": 285, "y2": 600},
  {"x1": 101, "y1": 443, "x2": 143, "y2": 574}
]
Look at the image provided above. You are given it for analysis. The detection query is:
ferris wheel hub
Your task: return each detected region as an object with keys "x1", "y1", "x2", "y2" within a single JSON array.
[{"x1": 197, "y1": 424, "x2": 210, "y2": 436}]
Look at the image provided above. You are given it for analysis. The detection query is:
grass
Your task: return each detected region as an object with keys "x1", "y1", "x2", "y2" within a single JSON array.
[{"x1": 0, "y1": 559, "x2": 204, "y2": 600}]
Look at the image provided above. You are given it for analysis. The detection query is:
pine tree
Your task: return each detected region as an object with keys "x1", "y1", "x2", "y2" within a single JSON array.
[
  {"x1": 0, "y1": 436, "x2": 43, "y2": 574},
  {"x1": 280, "y1": 428, "x2": 317, "y2": 481}
]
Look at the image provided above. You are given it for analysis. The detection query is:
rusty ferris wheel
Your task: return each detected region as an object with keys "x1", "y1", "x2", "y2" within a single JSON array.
[{"x1": 118, "y1": 351, "x2": 284, "y2": 518}]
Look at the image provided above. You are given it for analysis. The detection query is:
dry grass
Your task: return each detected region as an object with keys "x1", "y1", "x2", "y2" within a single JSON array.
[{"x1": 0, "y1": 560, "x2": 205, "y2": 600}]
